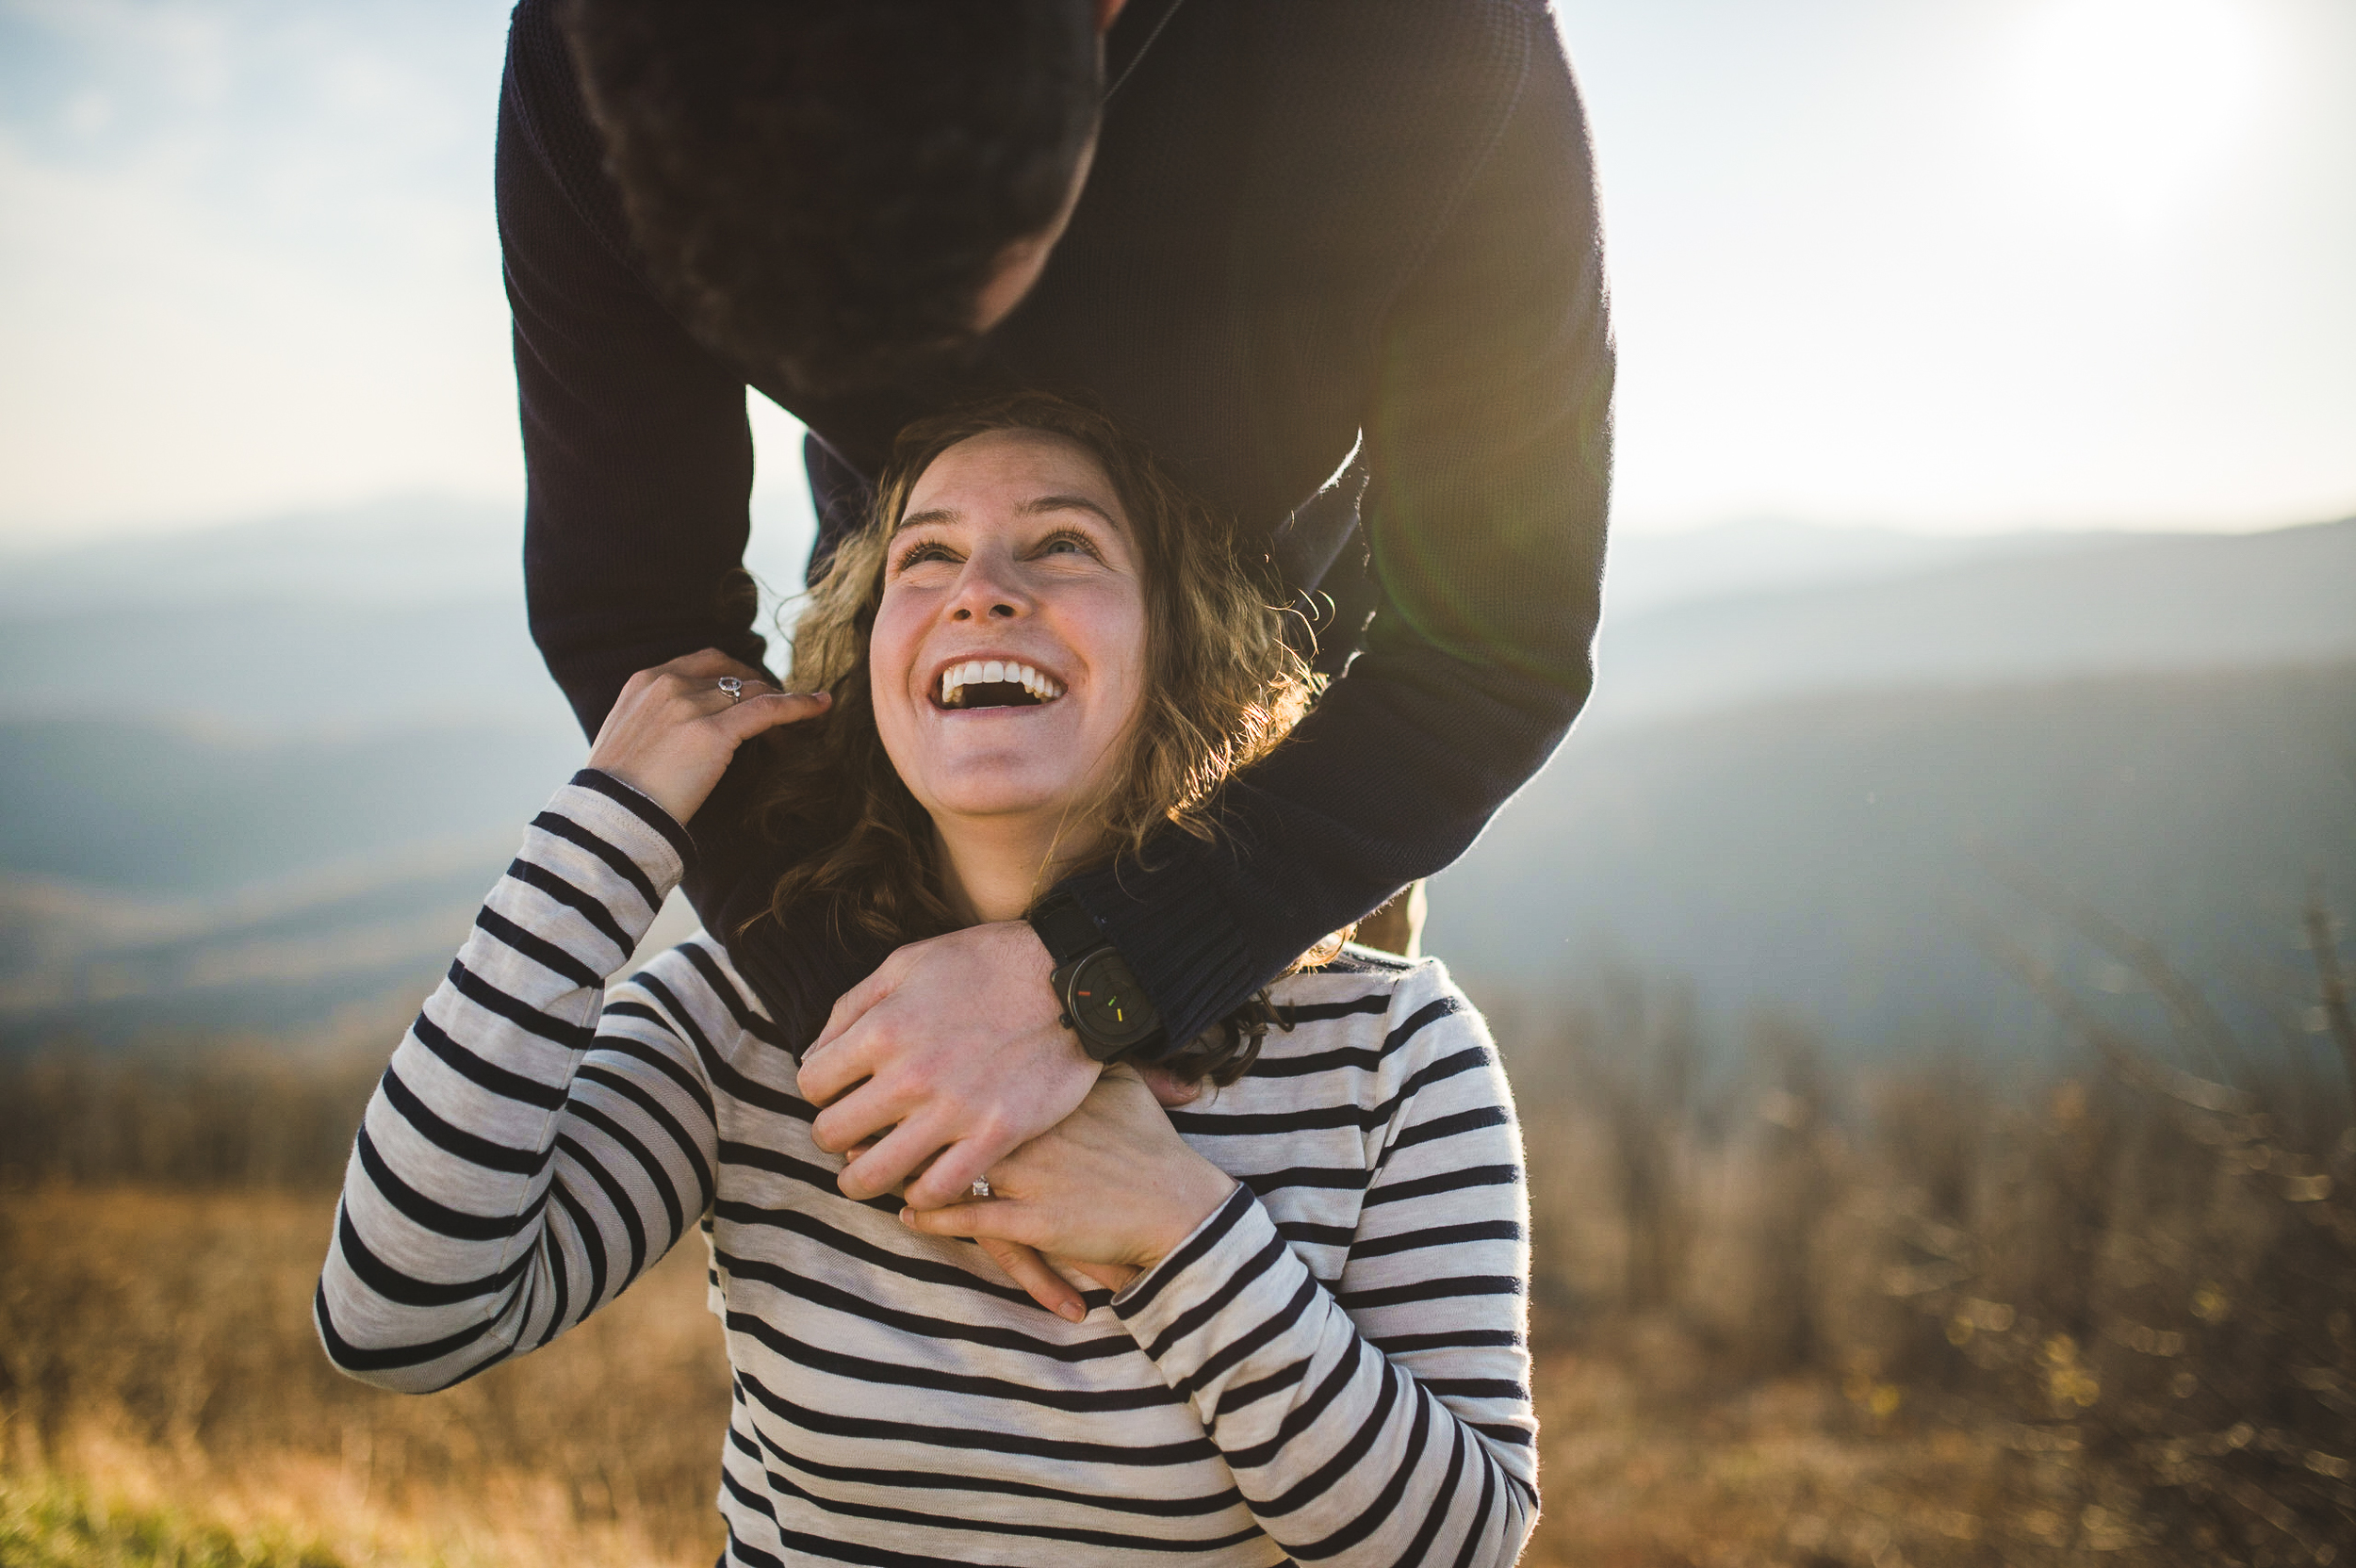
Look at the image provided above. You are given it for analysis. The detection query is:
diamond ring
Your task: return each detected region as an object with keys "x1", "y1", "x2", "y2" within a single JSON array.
[
  {"x1": 716, "y1": 677, "x2": 744, "y2": 704},
  {"x1": 969, "y1": 1176, "x2": 993, "y2": 1200}
]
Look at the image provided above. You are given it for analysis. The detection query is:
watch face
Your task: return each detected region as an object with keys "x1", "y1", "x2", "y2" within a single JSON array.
[{"x1": 1068, "y1": 951, "x2": 1160, "y2": 1053}]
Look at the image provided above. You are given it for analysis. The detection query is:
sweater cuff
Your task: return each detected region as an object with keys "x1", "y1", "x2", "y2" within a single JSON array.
[
  {"x1": 1113, "y1": 1184, "x2": 1312, "y2": 1401},
  {"x1": 1061, "y1": 855, "x2": 1261, "y2": 1058},
  {"x1": 555, "y1": 770, "x2": 696, "y2": 893}
]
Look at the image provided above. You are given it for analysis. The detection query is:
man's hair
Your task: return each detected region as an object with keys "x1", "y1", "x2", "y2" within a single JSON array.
[
  {"x1": 745, "y1": 392, "x2": 1327, "y2": 1077},
  {"x1": 563, "y1": 0, "x2": 1101, "y2": 395}
]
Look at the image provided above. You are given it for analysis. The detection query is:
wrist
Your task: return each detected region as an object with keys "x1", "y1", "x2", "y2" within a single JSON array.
[
  {"x1": 1137, "y1": 1164, "x2": 1239, "y2": 1271},
  {"x1": 588, "y1": 760, "x2": 696, "y2": 827}
]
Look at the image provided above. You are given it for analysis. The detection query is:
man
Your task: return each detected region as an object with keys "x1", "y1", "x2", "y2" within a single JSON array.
[{"x1": 500, "y1": 0, "x2": 1612, "y2": 1216}]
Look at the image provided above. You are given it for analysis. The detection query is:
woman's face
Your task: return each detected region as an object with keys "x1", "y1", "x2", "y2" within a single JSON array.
[{"x1": 870, "y1": 427, "x2": 1149, "y2": 835}]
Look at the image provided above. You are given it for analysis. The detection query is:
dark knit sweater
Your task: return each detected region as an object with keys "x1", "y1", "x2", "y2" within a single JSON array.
[{"x1": 498, "y1": 0, "x2": 1613, "y2": 1054}]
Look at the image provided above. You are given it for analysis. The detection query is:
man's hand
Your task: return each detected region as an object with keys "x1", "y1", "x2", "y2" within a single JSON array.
[{"x1": 798, "y1": 922, "x2": 1098, "y2": 1211}]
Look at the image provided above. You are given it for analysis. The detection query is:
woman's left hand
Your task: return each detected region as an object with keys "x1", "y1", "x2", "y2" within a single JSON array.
[{"x1": 898, "y1": 1068, "x2": 1236, "y2": 1282}]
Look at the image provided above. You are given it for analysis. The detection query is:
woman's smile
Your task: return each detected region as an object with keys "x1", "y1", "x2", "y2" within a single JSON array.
[{"x1": 931, "y1": 652, "x2": 1069, "y2": 710}]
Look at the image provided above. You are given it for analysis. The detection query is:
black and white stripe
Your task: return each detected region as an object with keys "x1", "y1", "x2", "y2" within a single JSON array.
[{"x1": 319, "y1": 773, "x2": 1538, "y2": 1565}]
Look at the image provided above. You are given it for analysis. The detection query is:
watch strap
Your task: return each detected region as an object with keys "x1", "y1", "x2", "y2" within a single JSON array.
[{"x1": 1028, "y1": 890, "x2": 1108, "y2": 967}]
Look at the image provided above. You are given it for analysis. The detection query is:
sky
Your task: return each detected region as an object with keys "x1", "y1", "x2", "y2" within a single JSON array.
[{"x1": 0, "y1": 0, "x2": 2350, "y2": 549}]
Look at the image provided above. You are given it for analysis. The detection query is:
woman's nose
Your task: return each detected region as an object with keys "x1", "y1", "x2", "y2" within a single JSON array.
[{"x1": 946, "y1": 554, "x2": 1031, "y2": 622}]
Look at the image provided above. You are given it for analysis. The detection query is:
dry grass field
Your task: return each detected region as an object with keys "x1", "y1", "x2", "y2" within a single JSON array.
[
  {"x1": 3, "y1": 923, "x2": 2351, "y2": 1567},
  {"x1": 0, "y1": 1185, "x2": 728, "y2": 1568}
]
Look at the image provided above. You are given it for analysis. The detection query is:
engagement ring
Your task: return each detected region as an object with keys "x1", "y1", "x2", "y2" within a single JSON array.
[
  {"x1": 969, "y1": 1176, "x2": 993, "y2": 1200},
  {"x1": 717, "y1": 677, "x2": 744, "y2": 703}
]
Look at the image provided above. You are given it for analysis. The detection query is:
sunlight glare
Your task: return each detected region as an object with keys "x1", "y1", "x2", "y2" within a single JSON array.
[{"x1": 2007, "y1": 0, "x2": 2266, "y2": 220}]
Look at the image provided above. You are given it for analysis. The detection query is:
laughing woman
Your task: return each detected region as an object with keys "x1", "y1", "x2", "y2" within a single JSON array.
[{"x1": 317, "y1": 394, "x2": 1537, "y2": 1565}]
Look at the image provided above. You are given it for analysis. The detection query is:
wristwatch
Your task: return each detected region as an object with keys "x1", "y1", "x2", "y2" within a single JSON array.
[{"x1": 1027, "y1": 891, "x2": 1164, "y2": 1062}]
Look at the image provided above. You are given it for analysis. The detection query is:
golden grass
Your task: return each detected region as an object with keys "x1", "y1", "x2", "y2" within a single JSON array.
[
  {"x1": 4, "y1": 913, "x2": 2351, "y2": 1567},
  {"x1": 0, "y1": 1180, "x2": 2020, "y2": 1568},
  {"x1": 0, "y1": 1185, "x2": 728, "y2": 1568},
  {"x1": 2, "y1": 1469, "x2": 352, "y2": 1568}
]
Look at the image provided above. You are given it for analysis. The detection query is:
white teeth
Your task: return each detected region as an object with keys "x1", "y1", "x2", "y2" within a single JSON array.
[{"x1": 937, "y1": 659, "x2": 1061, "y2": 708}]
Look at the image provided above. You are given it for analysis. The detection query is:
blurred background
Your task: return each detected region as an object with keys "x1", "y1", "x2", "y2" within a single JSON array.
[{"x1": 1, "y1": 1, "x2": 2350, "y2": 1564}]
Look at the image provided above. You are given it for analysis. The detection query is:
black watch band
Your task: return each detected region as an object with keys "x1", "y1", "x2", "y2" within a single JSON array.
[
  {"x1": 1028, "y1": 892, "x2": 1164, "y2": 1062},
  {"x1": 1028, "y1": 890, "x2": 1108, "y2": 970}
]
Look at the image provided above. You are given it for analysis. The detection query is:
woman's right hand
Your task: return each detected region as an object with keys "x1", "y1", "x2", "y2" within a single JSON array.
[{"x1": 587, "y1": 649, "x2": 831, "y2": 825}]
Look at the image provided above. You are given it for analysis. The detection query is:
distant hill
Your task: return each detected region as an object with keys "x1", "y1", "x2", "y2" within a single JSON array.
[
  {"x1": 0, "y1": 715, "x2": 581, "y2": 1047},
  {"x1": 8, "y1": 661, "x2": 2348, "y2": 1055},
  {"x1": 0, "y1": 495, "x2": 813, "y2": 729},
  {"x1": 0, "y1": 847, "x2": 510, "y2": 1047},
  {"x1": 5, "y1": 502, "x2": 2346, "y2": 732},
  {"x1": 0, "y1": 717, "x2": 579, "y2": 895},
  {"x1": 0, "y1": 492, "x2": 818, "y2": 616},
  {"x1": 0, "y1": 497, "x2": 528, "y2": 612},
  {"x1": 1588, "y1": 515, "x2": 2356, "y2": 725},
  {"x1": 0, "y1": 596, "x2": 582, "y2": 731},
  {"x1": 1432, "y1": 660, "x2": 2356, "y2": 1059},
  {"x1": 1598, "y1": 516, "x2": 2141, "y2": 619},
  {"x1": 3, "y1": 498, "x2": 2349, "y2": 1054}
]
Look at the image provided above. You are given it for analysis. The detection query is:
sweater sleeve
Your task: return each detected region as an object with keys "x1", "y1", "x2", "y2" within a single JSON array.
[
  {"x1": 499, "y1": 0, "x2": 771, "y2": 737},
  {"x1": 315, "y1": 772, "x2": 729, "y2": 1393},
  {"x1": 1063, "y1": 12, "x2": 1612, "y2": 1054},
  {"x1": 1110, "y1": 966, "x2": 1539, "y2": 1565}
]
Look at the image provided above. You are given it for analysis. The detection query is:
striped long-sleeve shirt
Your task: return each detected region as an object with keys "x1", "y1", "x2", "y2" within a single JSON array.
[{"x1": 317, "y1": 774, "x2": 1539, "y2": 1565}]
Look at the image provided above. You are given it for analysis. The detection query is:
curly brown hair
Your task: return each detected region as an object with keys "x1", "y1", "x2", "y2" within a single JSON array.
[{"x1": 742, "y1": 393, "x2": 1326, "y2": 1078}]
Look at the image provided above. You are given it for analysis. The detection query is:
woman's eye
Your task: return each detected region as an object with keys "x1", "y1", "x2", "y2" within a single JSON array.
[
  {"x1": 1037, "y1": 531, "x2": 1099, "y2": 560},
  {"x1": 893, "y1": 540, "x2": 957, "y2": 572}
]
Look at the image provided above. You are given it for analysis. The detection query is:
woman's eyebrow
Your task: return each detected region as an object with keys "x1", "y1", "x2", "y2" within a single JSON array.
[
  {"x1": 1019, "y1": 494, "x2": 1119, "y2": 527},
  {"x1": 892, "y1": 506, "x2": 957, "y2": 534},
  {"x1": 892, "y1": 494, "x2": 1117, "y2": 535}
]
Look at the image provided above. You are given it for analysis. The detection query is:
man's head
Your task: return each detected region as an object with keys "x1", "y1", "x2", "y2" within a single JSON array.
[{"x1": 563, "y1": 0, "x2": 1118, "y2": 397}]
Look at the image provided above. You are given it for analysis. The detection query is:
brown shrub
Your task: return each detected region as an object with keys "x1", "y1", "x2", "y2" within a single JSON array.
[{"x1": 1497, "y1": 909, "x2": 2356, "y2": 1566}]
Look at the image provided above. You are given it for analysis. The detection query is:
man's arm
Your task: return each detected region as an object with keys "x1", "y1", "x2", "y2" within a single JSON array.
[
  {"x1": 801, "y1": 14, "x2": 1608, "y2": 1209},
  {"x1": 1065, "y1": 15, "x2": 1612, "y2": 1048},
  {"x1": 499, "y1": 0, "x2": 768, "y2": 738}
]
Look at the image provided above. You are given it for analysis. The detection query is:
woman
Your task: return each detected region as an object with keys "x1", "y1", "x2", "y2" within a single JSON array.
[{"x1": 318, "y1": 394, "x2": 1537, "y2": 1565}]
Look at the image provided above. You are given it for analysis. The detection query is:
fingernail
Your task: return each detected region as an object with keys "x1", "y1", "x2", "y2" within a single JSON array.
[
  {"x1": 1059, "y1": 1303, "x2": 1086, "y2": 1323},
  {"x1": 898, "y1": 1206, "x2": 915, "y2": 1225}
]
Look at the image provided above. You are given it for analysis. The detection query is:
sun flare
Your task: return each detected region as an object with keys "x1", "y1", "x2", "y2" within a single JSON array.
[{"x1": 2007, "y1": 0, "x2": 2266, "y2": 219}]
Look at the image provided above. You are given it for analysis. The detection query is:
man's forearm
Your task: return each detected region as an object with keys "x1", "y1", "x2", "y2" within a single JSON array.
[
  {"x1": 500, "y1": 0, "x2": 768, "y2": 739},
  {"x1": 1064, "y1": 18, "x2": 1610, "y2": 1054},
  {"x1": 1062, "y1": 629, "x2": 1592, "y2": 1054}
]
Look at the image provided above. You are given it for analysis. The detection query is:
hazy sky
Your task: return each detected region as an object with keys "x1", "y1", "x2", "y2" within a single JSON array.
[{"x1": 1, "y1": 0, "x2": 2350, "y2": 547}]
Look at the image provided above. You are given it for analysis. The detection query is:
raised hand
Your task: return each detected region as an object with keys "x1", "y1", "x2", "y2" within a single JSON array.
[{"x1": 587, "y1": 648, "x2": 830, "y2": 825}]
